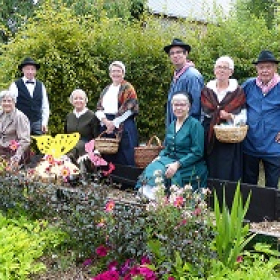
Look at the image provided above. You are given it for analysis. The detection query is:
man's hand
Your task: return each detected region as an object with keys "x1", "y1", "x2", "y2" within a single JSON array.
[{"x1": 275, "y1": 132, "x2": 280, "y2": 143}]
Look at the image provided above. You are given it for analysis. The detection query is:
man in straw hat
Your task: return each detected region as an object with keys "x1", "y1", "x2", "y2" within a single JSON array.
[
  {"x1": 242, "y1": 50, "x2": 280, "y2": 188},
  {"x1": 9, "y1": 57, "x2": 50, "y2": 135},
  {"x1": 163, "y1": 38, "x2": 204, "y2": 130}
]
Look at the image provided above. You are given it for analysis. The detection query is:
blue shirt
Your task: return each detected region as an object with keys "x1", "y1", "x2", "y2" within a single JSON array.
[
  {"x1": 242, "y1": 78, "x2": 280, "y2": 157},
  {"x1": 166, "y1": 67, "x2": 204, "y2": 130}
]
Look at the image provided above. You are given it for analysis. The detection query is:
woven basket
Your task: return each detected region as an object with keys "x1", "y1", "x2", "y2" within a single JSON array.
[
  {"x1": 214, "y1": 125, "x2": 248, "y2": 143},
  {"x1": 134, "y1": 135, "x2": 164, "y2": 168},
  {"x1": 95, "y1": 131, "x2": 120, "y2": 154}
]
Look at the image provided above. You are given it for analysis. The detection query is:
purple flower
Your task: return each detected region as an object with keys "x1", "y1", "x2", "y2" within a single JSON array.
[
  {"x1": 92, "y1": 270, "x2": 120, "y2": 280},
  {"x1": 141, "y1": 256, "x2": 151, "y2": 265},
  {"x1": 82, "y1": 258, "x2": 92, "y2": 266}
]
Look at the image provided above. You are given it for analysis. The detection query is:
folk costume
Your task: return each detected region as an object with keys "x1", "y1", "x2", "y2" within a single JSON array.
[
  {"x1": 9, "y1": 58, "x2": 49, "y2": 135},
  {"x1": 136, "y1": 116, "x2": 207, "y2": 190},
  {"x1": 65, "y1": 108, "x2": 99, "y2": 160},
  {"x1": 0, "y1": 108, "x2": 31, "y2": 162},
  {"x1": 201, "y1": 79, "x2": 246, "y2": 181},
  {"x1": 96, "y1": 80, "x2": 139, "y2": 166},
  {"x1": 242, "y1": 73, "x2": 280, "y2": 188}
]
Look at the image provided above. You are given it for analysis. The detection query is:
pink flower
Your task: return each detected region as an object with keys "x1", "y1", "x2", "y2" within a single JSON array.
[
  {"x1": 9, "y1": 140, "x2": 20, "y2": 151},
  {"x1": 173, "y1": 196, "x2": 184, "y2": 207},
  {"x1": 102, "y1": 162, "x2": 115, "y2": 176},
  {"x1": 61, "y1": 166, "x2": 70, "y2": 178},
  {"x1": 105, "y1": 200, "x2": 115, "y2": 212},
  {"x1": 141, "y1": 256, "x2": 151, "y2": 265},
  {"x1": 168, "y1": 277, "x2": 175, "y2": 280},
  {"x1": 96, "y1": 245, "x2": 109, "y2": 257},
  {"x1": 92, "y1": 270, "x2": 120, "y2": 280},
  {"x1": 108, "y1": 261, "x2": 118, "y2": 271},
  {"x1": 46, "y1": 155, "x2": 55, "y2": 165},
  {"x1": 193, "y1": 207, "x2": 202, "y2": 216}
]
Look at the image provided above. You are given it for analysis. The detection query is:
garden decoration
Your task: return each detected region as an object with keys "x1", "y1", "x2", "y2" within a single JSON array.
[{"x1": 31, "y1": 133, "x2": 80, "y2": 182}]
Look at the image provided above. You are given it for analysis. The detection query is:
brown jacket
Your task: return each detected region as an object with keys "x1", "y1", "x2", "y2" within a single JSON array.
[{"x1": 0, "y1": 109, "x2": 31, "y2": 160}]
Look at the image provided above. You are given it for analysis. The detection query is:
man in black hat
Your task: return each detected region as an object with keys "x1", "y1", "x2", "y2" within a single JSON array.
[
  {"x1": 9, "y1": 57, "x2": 50, "y2": 135},
  {"x1": 164, "y1": 38, "x2": 204, "y2": 130},
  {"x1": 242, "y1": 50, "x2": 280, "y2": 188}
]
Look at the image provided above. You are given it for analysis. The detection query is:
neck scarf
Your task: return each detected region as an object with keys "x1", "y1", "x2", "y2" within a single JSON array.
[
  {"x1": 201, "y1": 86, "x2": 246, "y2": 154},
  {"x1": 256, "y1": 73, "x2": 280, "y2": 94},
  {"x1": 173, "y1": 61, "x2": 195, "y2": 82}
]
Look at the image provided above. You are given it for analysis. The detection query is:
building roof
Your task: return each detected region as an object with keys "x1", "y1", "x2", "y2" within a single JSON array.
[{"x1": 147, "y1": 0, "x2": 236, "y2": 22}]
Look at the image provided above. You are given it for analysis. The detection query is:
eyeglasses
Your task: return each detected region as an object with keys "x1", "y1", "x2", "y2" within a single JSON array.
[
  {"x1": 169, "y1": 50, "x2": 184, "y2": 56},
  {"x1": 215, "y1": 65, "x2": 231, "y2": 70},
  {"x1": 173, "y1": 103, "x2": 188, "y2": 107}
]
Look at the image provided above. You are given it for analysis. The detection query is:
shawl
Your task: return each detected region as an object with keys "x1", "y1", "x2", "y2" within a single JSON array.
[
  {"x1": 96, "y1": 80, "x2": 139, "y2": 117},
  {"x1": 201, "y1": 84, "x2": 246, "y2": 152}
]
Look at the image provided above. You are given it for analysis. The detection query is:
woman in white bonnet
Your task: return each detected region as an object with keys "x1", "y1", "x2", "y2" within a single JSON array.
[{"x1": 95, "y1": 61, "x2": 139, "y2": 166}]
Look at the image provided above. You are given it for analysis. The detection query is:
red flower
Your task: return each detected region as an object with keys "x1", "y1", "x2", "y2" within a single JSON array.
[
  {"x1": 102, "y1": 162, "x2": 115, "y2": 176},
  {"x1": 236, "y1": 256, "x2": 243, "y2": 263},
  {"x1": 105, "y1": 200, "x2": 115, "y2": 212},
  {"x1": 96, "y1": 245, "x2": 109, "y2": 257}
]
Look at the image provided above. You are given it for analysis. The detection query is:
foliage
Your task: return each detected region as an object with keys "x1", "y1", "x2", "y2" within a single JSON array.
[
  {"x1": 212, "y1": 183, "x2": 256, "y2": 269},
  {"x1": 235, "y1": 0, "x2": 276, "y2": 29},
  {"x1": 142, "y1": 176, "x2": 214, "y2": 278},
  {"x1": 0, "y1": 0, "x2": 37, "y2": 43},
  {"x1": 0, "y1": 212, "x2": 65, "y2": 280}
]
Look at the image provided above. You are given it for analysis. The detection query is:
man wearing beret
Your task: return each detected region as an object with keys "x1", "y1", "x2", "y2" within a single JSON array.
[
  {"x1": 163, "y1": 38, "x2": 204, "y2": 130},
  {"x1": 9, "y1": 57, "x2": 50, "y2": 135},
  {"x1": 242, "y1": 50, "x2": 280, "y2": 189}
]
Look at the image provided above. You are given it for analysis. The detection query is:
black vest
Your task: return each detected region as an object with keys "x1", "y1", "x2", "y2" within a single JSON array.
[{"x1": 15, "y1": 79, "x2": 43, "y2": 122}]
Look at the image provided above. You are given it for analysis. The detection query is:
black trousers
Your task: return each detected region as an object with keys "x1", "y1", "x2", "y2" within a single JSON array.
[{"x1": 243, "y1": 153, "x2": 280, "y2": 189}]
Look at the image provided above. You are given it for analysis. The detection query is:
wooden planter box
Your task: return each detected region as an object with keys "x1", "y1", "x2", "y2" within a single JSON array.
[{"x1": 111, "y1": 164, "x2": 280, "y2": 223}]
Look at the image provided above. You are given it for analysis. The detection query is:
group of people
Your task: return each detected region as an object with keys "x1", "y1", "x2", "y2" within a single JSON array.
[{"x1": 1, "y1": 38, "x2": 280, "y2": 191}]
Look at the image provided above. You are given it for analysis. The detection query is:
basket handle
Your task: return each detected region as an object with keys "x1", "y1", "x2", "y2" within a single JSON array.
[
  {"x1": 147, "y1": 135, "x2": 162, "y2": 147},
  {"x1": 97, "y1": 130, "x2": 120, "y2": 140}
]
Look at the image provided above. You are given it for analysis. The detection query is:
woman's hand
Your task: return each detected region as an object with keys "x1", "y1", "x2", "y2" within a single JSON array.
[
  {"x1": 220, "y1": 110, "x2": 234, "y2": 121},
  {"x1": 165, "y1": 161, "x2": 180, "y2": 179},
  {"x1": 275, "y1": 132, "x2": 280, "y2": 143},
  {"x1": 103, "y1": 119, "x2": 116, "y2": 134}
]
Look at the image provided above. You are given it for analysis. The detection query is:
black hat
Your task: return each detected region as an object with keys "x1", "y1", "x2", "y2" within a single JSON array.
[
  {"x1": 252, "y1": 50, "x2": 279, "y2": 64},
  {"x1": 163, "y1": 38, "x2": 191, "y2": 54},
  {"x1": 18, "y1": 57, "x2": 40, "y2": 71}
]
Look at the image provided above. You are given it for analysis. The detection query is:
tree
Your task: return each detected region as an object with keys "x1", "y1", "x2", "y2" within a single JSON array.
[
  {"x1": 0, "y1": 0, "x2": 36, "y2": 43},
  {"x1": 235, "y1": 0, "x2": 277, "y2": 29}
]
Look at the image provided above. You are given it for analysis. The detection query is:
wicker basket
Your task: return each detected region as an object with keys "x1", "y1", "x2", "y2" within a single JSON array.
[
  {"x1": 214, "y1": 125, "x2": 248, "y2": 143},
  {"x1": 134, "y1": 135, "x2": 164, "y2": 168},
  {"x1": 94, "y1": 131, "x2": 120, "y2": 154}
]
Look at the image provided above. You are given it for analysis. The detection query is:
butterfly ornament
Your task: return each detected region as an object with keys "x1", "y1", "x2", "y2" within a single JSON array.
[{"x1": 32, "y1": 133, "x2": 80, "y2": 159}]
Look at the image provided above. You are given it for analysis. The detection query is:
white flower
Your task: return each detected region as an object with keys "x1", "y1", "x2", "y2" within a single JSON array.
[
  {"x1": 170, "y1": 184, "x2": 179, "y2": 193},
  {"x1": 153, "y1": 169, "x2": 162, "y2": 177},
  {"x1": 184, "y1": 184, "x2": 192, "y2": 191},
  {"x1": 155, "y1": 176, "x2": 164, "y2": 185}
]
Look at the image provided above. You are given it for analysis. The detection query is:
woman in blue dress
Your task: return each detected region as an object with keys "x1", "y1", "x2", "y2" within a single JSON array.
[{"x1": 136, "y1": 91, "x2": 207, "y2": 192}]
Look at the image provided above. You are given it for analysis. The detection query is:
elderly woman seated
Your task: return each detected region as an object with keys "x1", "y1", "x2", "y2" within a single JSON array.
[
  {"x1": 0, "y1": 90, "x2": 31, "y2": 168},
  {"x1": 136, "y1": 91, "x2": 208, "y2": 198},
  {"x1": 65, "y1": 89, "x2": 99, "y2": 163}
]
